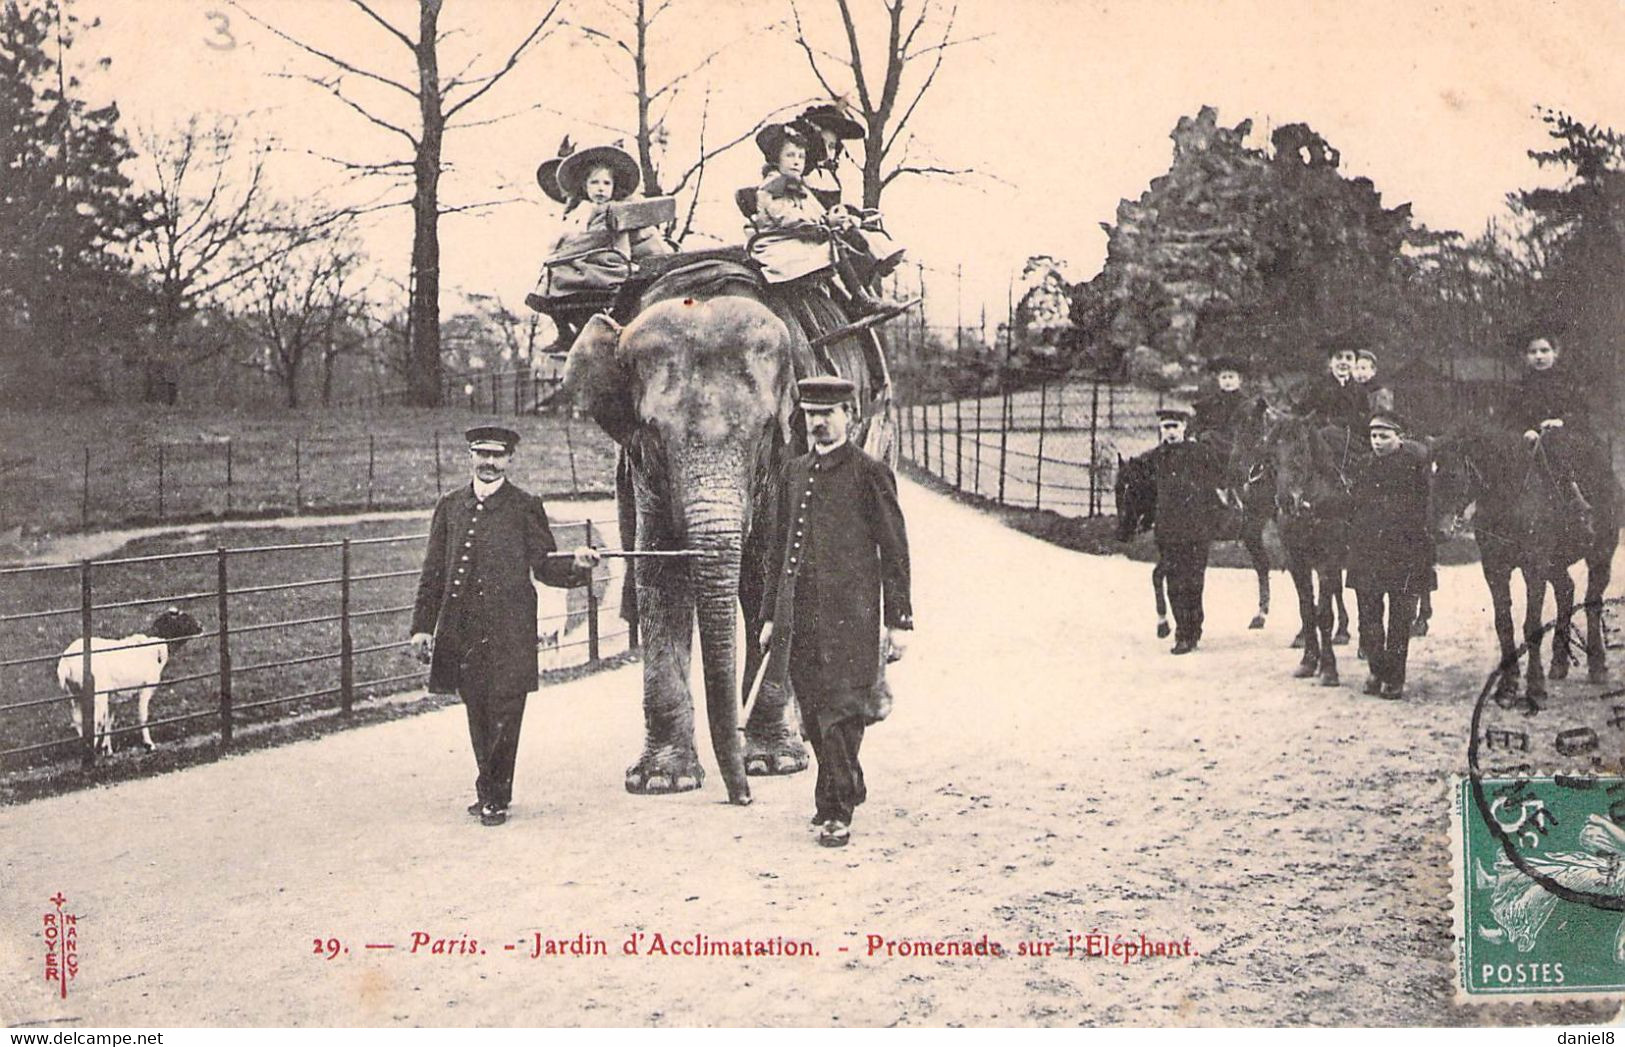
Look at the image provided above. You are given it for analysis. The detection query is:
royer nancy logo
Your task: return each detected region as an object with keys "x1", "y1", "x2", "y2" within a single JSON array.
[
  {"x1": 1456, "y1": 776, "x2": 1625, "y2": 996},
  {"x1": 42, "y1": 892, "x2": 79, "y2": 999}
]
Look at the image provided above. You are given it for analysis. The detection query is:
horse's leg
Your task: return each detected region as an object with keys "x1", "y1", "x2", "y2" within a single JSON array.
[
  {"x1": 1317, "y1": 565, "x2": 1341, "y2": 686},
  {"x1": 1522, "y1": 565, "x2": 1549, "y2": 703},
  {"x1": 1585, "y1": 550, "x2": 1613, "y2": 683},
  {"x1": 1484, "y1": 563, "x2": 1520, "y2": 704},
  {"x1": 1549, "y1": 566, "x2": 1576, "y2": 681},
  {"x1": 1153, "y1": 559, "x2": 1171, "y2": 639},
  {"x1": 1290, "y1": 561, "x2": 1317, "y2": 677},
  {"x1": 1243, "y1": 521, "x2": 1269, "y2": 629},
  {"x1": 1412, "y1": 586, "x2": 1432, "y2": 638},
  {"x1": 1331, "y1": 568, "x2": 1351, "y2": 645}
]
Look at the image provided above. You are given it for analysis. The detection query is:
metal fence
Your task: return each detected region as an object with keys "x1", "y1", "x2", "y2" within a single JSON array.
[
  {"x1": 58, "y1": 415, "x2": 605, "y2": 532},
  {"x1": 899, "y1": 375, "x2": 1172, "y2": 516},
  {"x1": 0, "y1": 517, "x2": 628, "y2": 772},
  {"x1": 342, "y1": 366, "x2": 566, "y2": 415}
]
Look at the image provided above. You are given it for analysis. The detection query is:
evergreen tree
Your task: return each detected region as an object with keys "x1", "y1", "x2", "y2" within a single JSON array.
[{"x1": 0, "y1": 0, "x2": 150, "y2": 402}]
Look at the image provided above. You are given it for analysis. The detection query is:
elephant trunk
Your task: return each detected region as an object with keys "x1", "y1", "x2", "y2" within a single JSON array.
[{"x1": 675, "y1": 444, "x2": 753, "y2": 804}]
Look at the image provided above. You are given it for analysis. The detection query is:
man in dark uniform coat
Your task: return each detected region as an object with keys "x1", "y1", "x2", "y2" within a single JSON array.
[
  {"x1": 1346, "y1": 412, "x2": 1432, "y2": 699},
  {"x1": 760, "y1": 376, "x2": 913, "y2": 849},
  {"x1": 1299, "y1": 335, "x2": 1370, "y2": 434},
  {"x1": 1149, "y1": 408, "x2": 1224, "y2": 655},
  {"x1": 410, "y1": 424, "x2": 599, "y2": 826}
]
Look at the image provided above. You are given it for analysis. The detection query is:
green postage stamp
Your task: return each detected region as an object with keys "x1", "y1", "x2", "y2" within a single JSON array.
[{"x1": 1455, "y1": 775, "x2": 1625, "y2": 998}]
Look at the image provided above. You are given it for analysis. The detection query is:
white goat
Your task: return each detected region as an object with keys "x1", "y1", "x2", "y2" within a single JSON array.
[{"x1": 58, "y1": 607, "x2": 203, "y2": 754}]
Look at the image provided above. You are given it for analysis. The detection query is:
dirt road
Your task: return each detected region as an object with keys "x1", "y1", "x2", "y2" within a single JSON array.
[{"x1": 1, "y1": 480, "x2": 1616, "y2": 1026}]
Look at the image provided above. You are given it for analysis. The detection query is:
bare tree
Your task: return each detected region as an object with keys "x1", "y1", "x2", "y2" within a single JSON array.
[
  {"x1": 239, "y1": 239, "x2": 362, "y2": 408},
  {"x1": 232, "y1": 0, "x2": 564, "y2": 406},
  {"x1": 789, "y1": 0, "x2": 982, "y2": 209},
  {"x1": 564, "y1": 0, "x2": 774, "y2": 241}
]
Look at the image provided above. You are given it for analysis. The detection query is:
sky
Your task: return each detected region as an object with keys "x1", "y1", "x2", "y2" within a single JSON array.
[{"x1": 71, "y1": 0, "x2": 1625, "y2": 334}]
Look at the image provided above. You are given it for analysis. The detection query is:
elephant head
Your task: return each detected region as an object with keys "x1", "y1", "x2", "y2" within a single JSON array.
[{"x1": 561, "y1": 296, "x2": 795, "y2": 804}]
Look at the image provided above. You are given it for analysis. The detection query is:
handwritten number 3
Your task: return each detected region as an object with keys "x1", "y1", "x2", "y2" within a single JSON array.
[{"x1": 203, "y1": 10, "x2": 237, "y2": 51}]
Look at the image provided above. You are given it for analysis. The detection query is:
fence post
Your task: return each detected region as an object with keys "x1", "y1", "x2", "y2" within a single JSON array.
[
  {"x1": 225, "y1": 438, "x2": 233, "y2": 515},
  {"x1": 1035, "y1": 380, "x2": 1049, "y2": 511},
  {"x1": 434, "y1": 431, "x2": 443, "y2": 496},
  {"x1": 563, "y1": 420, "x2": 580, "y2": 495},
  {"x1": 81, "y1": 446, "x2": 90, "y2": 529},
  {"x1": 79, "y1": 561, "x2": 95, "y2": 768},
  {"x1": 514, "y1": 368, "x2": 522, "y2": 414},
  {"x1": 936, "y1": 401, "x2": 946, "y2": 481},
  {"x1": 954, "y1": 396, "x2": 963, "y2": 490},
  {"x1": 294, "y1": 434, "x2": 303, "y2": 512},
  {"x1": 585, "y1": 521, "x2": 600, "y2": 663},
  {"x1": 157, "y1": 444, "x2": 166, "y2": 520},
  {"x1": 490, "y1": 374, "x2": 498, "y2": 415},
  {"x1": 217, "y1": 548, "x2": 232, "y2": 747},
  {"x1": 974, "y1": 391, "x2": 983, "y2": 496},
  {"x1": 1089, "y1": 378, "x2": 1101, "y2": 516},
  {"x1": 921, "y1": 401, "x2": 931, "y2": 473},
  {"x1": 366, "y1": 435, "x2": 376, "y2": 510},
  {"x1": 997, "y1": 382, "x2": 1009, "y2": 506},
  {"x1": 340, "y1": 539, "x2": 353, "y2": 715}
]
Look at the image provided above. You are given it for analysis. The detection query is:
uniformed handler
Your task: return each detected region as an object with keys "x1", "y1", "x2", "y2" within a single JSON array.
[
  {"x1": 1150, "y1": 407, "x2": 1224, "y2": 655},
  {"x1": 1346, "y1": 412, "x2": 1431, "y2": 700},
  {"x1": 759, "y1": 376, "x2": 913, "y2": 849},
  {"x1": 410, "y1": 424, "x2": 600, "y2": 827}
]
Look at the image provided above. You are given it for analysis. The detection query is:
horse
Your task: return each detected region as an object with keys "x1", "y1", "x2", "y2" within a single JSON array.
[
  {"x1": 1114, "y1": 449, "x2": 1172, "y2": 638},
  {"x1": 1217, "y1": 398, "x2": 1278, "y2": 630},
  {"x1": 1431, "y1": 423, "x2": 1619, "y2": 703},
  {"x1": 1262, "y1": 414, "x2": 1360, "y2": 685}
]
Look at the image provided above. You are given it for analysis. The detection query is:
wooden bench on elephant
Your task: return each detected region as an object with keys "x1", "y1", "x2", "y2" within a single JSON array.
[{"x1": 525, "y1": 196, "x2": 678, "y2": 335}]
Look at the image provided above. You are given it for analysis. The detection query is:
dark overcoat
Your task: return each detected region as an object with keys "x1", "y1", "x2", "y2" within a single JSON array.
[
  {"x1": 1191, "y1": 389, "x2": 1246, "y2": 441},
  {"x1": 1512, "y1": 366, "x2": 1589, "y2": 434},
  {"x1": 411, "y1": 482, "x2": 586, "y2": 697},
  {"x1": 1300, "y1": 375, "x2": 1369, "y2": 432},
  {"x1": 1345, "y1": 442, "x2": 1432, "y2": 592},
  {"x1": 763, "y1": 442, "x2": 912, "y2": 712},
  {"x1": 1151, "y1": 440, "x2": 1224, "y2": 545}
]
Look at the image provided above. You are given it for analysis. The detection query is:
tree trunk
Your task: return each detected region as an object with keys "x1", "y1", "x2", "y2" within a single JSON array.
[{"x1": 407, "y1": 0, "x2": 445, "y2": 407}]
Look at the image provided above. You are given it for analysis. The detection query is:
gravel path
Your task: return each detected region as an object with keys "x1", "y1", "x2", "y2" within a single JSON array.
[{"x1": 2, "y1": 479, "x2": 1618, "y2": 1027}]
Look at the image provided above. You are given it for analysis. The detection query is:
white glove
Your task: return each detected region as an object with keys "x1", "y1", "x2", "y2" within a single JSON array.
[
  {"x1": 571, "y1": 545, "x2": 602, "y2": 569},
  {"x1": 885, "y1": 628, "x2": 910, "y2": 663},
  {"x1": 758, "y1": 621, "x2": 774, "y2": 650}
]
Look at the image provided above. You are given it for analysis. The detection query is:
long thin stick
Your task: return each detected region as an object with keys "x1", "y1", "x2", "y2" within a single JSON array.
[
  {"x1": 544, "y1": 548, "x2": 711, "y2": 559},
  {"x1": 739, "y1": 649, "x2": 772, "y2": 730}
]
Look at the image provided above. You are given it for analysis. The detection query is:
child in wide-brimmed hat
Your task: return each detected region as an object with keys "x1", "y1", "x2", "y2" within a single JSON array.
[{"x1": 748, "y1": 119, "x2": 895, "y2": 315}]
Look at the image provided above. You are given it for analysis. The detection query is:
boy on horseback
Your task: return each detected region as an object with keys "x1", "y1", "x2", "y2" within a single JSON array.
[
  {"x1": 1301, "y1": 334, "x2": 1371, "y2": 434},
  {"x1": 1511, "y1": 330, "x2": 1610, "y2": 536}
]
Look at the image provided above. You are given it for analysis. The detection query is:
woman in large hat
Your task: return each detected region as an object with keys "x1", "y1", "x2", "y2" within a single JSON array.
[{"x1": 790, "y1": 103, "x2": 906, "y2": 292}]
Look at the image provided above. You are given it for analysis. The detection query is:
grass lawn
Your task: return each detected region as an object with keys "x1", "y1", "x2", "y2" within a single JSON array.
[
  {"x1": 0, "y1": 512, "x2": 628, "y2": 795},
  {"x1": 0, "y1": 405, "x2": 618, "y2": 536}
]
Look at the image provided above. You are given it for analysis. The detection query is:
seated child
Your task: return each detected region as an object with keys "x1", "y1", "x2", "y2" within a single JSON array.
[
  {"x1": 748, "y1": 122, "x2": 887, "y2": 315},
  {"x1": 534, "y1": 143, "x2": 671, "y2": 344},
  {"x1": 1511, "y1": 328, "x2": 1609, "y2": 528}
]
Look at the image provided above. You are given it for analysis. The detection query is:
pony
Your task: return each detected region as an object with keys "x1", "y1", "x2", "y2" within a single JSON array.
[
  {"x1": 1262, "y1": 414, "x2": 1359, "y2": 685},
  {"x1": 1114, "y1": 448, "x2": 1171, "y2": 638},
  {"x1": 1431, "y1": 423, "x2": 1619, "y2": 703}
]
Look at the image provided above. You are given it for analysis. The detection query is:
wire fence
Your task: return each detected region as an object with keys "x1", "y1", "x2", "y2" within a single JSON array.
[
  {"x1": 55, "y1": 408, "x2": 611, "y2": 531},
  {"x1": 0, "y1": 517, "x2": 630, "y2": 773},
  {"x1": 340, "y1": 365, "x2": 569, "y2": 416},
  {"x1": 898, "y1": 375, "x2": 1177, "y2": 516}
]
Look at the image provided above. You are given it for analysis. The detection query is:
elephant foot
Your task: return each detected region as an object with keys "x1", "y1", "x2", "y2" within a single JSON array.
[
  {"x1": 625, "y1": 748, "x2": 705, "y2": 795},
  {"x1": 1156, "y1": 620, "x2": 1171, "y2": 639},
  {"x1": 1248, "y1": 614, "x2": 1266, "y2": 630}
]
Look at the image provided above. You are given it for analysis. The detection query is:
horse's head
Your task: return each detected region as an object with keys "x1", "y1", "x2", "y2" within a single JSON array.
[{"x1": 1114, "y1": 450, "x2": 1156, "y2": 541}]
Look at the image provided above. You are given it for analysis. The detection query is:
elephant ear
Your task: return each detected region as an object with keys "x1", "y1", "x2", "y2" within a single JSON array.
[{"x1": 558, "y1": 313, "x2": 638, "y2": 445}]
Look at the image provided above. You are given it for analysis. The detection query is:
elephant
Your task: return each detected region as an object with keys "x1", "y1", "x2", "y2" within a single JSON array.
[{"x1": 557, "y1": 258, "x2": 893, "y2": 805}]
